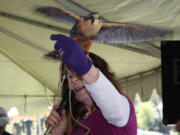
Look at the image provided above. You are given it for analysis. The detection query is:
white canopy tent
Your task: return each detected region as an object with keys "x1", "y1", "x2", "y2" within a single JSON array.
[{"x1": 0, "y1": 0, "x2": 179, "y2": 116}]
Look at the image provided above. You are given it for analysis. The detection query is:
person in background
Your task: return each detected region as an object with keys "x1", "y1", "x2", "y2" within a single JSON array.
[
  {"x1": 0, "y1": 107, "x2": 12, "y2": 135},
  {"x1": 45, "y1": 34, "x2": 137, "y2": 135},
  {"x1": 176, "y1": 120, "x2": 180, "y2": 132}
]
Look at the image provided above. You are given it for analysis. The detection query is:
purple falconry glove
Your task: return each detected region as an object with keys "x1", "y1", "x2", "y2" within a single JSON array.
[{"x1": 51, "y1": 34, "x2": 93, "y2": 76}]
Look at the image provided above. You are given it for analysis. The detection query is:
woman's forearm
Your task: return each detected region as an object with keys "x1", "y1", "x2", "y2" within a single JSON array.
[{"x1": 83, "y1": 69, "x2": 130, "y2": 127}]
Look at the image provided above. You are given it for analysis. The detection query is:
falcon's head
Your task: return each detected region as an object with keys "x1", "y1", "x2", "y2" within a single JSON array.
[{"x1": 83, "y1": 12, "x2": 100, "y2": 24}]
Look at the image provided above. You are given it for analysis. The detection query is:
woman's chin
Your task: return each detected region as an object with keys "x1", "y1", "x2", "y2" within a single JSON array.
[{"x1": 75, "y1": 89, "x2": 89, "y2": 102}]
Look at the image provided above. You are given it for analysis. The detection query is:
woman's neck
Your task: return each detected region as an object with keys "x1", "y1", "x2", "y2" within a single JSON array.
[{"x1": 83, "y1": 98, "x2": 95, "y2": 113}]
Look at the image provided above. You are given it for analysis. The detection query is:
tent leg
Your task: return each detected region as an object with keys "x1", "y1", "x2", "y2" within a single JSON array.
[{"x1": 38, "y1": 117, "x2": 42, "y2": 135}]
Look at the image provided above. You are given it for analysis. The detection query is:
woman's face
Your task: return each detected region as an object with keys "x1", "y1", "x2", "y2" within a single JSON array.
[{"x1": 66, "y1": 70, "x2": 91, "y2": 103}]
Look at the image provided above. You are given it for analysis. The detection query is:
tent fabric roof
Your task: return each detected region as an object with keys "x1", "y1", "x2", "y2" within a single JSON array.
[{"x1": 0, "y1": 0, "x2": 179, "y2": 116}]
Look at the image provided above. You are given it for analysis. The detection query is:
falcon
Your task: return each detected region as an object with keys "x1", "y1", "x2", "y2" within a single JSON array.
[{"x1": 35, "y1": 6, "x2": 172, "y2": 59}]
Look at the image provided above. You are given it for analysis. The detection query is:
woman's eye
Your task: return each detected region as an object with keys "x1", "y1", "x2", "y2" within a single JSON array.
[{"x1": 68, "y1": 75, "x2": 72, "y2": 79}]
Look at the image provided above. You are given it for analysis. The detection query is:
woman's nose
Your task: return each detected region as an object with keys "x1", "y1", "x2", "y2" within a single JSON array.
[{"x1": 71, "y1": 75, "x2": 79, "y2": 82}]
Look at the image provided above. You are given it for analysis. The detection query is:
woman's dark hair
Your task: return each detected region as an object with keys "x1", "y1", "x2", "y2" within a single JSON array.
[{"x1": 60, "y1": 52, "x2": 121, "y2": 134}]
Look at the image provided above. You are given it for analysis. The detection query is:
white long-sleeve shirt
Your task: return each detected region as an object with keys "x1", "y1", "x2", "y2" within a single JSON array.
[{"x1": 83, "y1": 69, "x2": 130, "y2": 127}]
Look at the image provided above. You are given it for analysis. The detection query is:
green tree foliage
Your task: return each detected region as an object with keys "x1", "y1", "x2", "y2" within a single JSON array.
[{"x1": 136, "y1": 101, "x2": 157, "y2": 130}]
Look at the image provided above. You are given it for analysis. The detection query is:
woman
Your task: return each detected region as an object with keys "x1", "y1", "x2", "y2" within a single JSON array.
[{"x1": 45, "y1": 34, "x2": 137, "y2": 135}]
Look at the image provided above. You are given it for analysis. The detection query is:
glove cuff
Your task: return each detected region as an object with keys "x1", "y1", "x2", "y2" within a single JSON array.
[{"x1": 76, "y1": 59, "x2": 93, "y2": 76}]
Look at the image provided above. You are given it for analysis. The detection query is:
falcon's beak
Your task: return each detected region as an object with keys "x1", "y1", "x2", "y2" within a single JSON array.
[{"x1": 93, "y1": 13, "x2": 100, "y2": 19}]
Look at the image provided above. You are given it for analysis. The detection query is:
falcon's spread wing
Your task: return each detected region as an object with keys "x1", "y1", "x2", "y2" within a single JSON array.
[
  {"x1": 94, "y1": 22, "x2": 172, "y2": 44},
  {"x1": 35, "y1": 6, "x2": 80, "y2": 26}
]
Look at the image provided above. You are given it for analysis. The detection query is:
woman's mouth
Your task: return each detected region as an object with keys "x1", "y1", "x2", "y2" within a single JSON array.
[{"x1": 75, "y1": 86, "x2": 85, "y2": 92}]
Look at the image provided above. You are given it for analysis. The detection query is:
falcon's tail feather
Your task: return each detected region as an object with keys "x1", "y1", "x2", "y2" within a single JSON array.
[{"x1": 44, "y1": 50, "x2": 59, "y2": 60}]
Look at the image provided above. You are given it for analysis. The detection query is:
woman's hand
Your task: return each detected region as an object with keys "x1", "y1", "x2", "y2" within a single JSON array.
[
  {"x1": 45, "y1": 105, "x2": 67, "y2": 135},
  {"x1": 51, "y1": 34, "x2": 93, "y2": 76}
]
